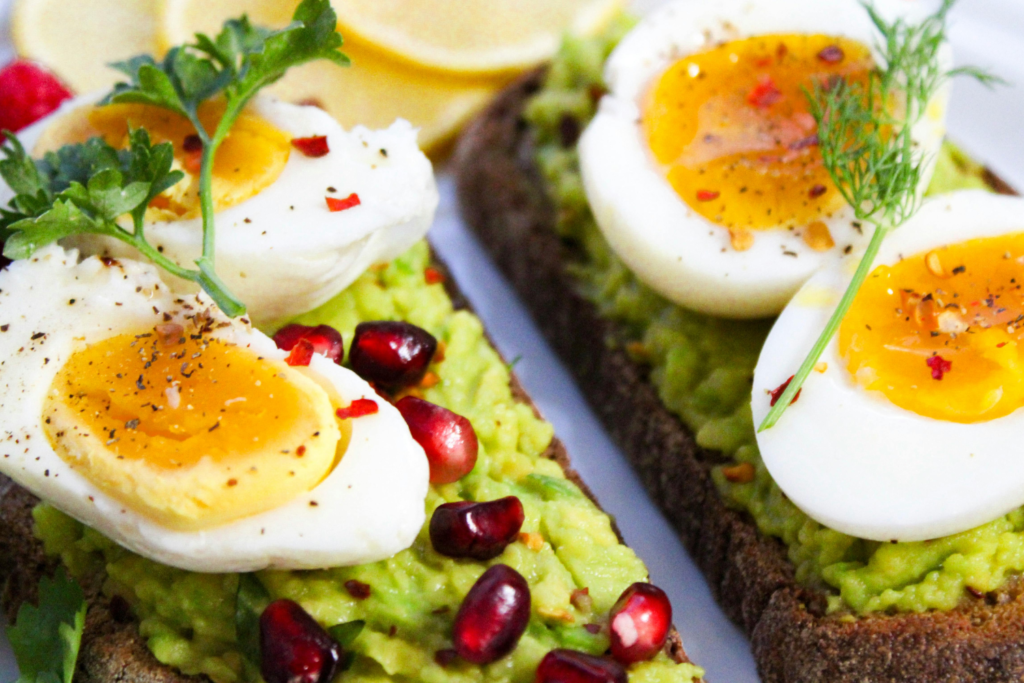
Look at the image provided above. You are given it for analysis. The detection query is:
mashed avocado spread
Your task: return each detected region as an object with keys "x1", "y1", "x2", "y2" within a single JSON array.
[
  {"x1": 525, "y1": 15, "x2": 1024, "y2": 615},
  {"x1": 33, "y1": 241, "x2": 703, "y2": 683}
]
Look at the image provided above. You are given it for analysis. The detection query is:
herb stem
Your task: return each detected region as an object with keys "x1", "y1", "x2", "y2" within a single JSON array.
[{"x1": 757, "y1": 221, "x2": 890, "y2": 431}]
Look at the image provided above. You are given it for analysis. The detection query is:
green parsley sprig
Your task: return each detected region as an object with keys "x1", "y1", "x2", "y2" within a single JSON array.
[
  {"x1": 5, "y1": 568, "x2": 87, "y2": 683},
  {"x1": 0, "y1": 0, "x2": 347, "y2": 317},
  {"x1": 758, "y1": 0, "x2": 1002, "y2": 431}
]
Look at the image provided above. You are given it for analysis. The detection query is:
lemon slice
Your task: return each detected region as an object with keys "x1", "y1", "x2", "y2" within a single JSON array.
[
  {"x1": 12, "y1": 0, "x2": 161, "y2": 93},
  {"x1": 158, "y1": 0, "x2": 504, "y2": 154},
  {"x1": 331, "y1": 0, "x2": 625, "y2": 75}
]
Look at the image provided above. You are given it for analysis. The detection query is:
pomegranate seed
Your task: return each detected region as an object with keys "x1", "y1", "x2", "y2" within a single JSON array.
[
  {"x1": 395, "y1": 396, "x2": 478, "y2": 484},
  {"x1": 273, "y1": 324, "x2": 344, "y2": 364},
  {"x1": 535, "y1": 650, "x2": 627, "y2": 683},
  {"x1": 452, "y1": 565, "x2": 530, "y2": 664},
  {"x1": 349, "y1": 321, "x2": 438, "y2": 390},
  {"x1": 608, "y1": 583, "x2": 672, "y2": 664},
  {"x1": 291, "y1": 135, "x2": 330, "y2": 157},
  {"x1": 182, "y1": 134, "x2": 202, "y2": 153},
  {"x1": 0, "y1": 61, "x2": 72, "y2": 137},
  {"x1": 286, "y1": 338, "x2": 315, "y2": 367},
  {"x1": 325, "y1": 193, "x2": 360, "y2": 212},
  {"x1": 430, "y1": 497, "x2": 525, "y2": 560},
  {"x1": 260, "y1": 599, "x2": 342, "y2": 683}
]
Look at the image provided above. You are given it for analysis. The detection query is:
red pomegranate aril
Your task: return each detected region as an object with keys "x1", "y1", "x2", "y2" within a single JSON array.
[
  {"x1": 349, "y1": 321, "x2": 437, "y2": 389},
  {"x1": 260, "y1": 599, "x2": 342, "y2": 683},
  {"x1": 0, "y1": 60, "x2": 72, "y2": 137},
  {"x1": 273, "y1": 323, "x2": 344, "y2": 365},
  {"x1": 453, "y1": 564, "x2": 530, "y2": 664},
  {"x1": 535, "y1": 649, "x2": 627, "y2": 683},
  {"x1": 430, "y1": 496, "x2": 525, "y2": 560},
  {"x1": 608, "y1": 583, "x2": 672, "y2": 664},
  {"x1": 395, "y1": 396, "x2": 478, "y2": 484}
]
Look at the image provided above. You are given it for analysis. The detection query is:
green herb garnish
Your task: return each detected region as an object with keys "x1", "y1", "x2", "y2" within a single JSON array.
[
  {"x1": 758, "y1": 0, "x2": 1002, "y2": 431},
  {"x1": 5, "y1": 568, "x2": 87, "y2": 683},
  {"x1": 0, "y1": 0, "x2": 347, "y2": 317}
]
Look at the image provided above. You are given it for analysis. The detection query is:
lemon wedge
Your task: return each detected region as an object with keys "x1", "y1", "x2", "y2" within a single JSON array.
[
  {"x1": 12, "y1": 0, "x2": 161, "y2": 93},
  {"x1": 158, "y1": 0, "x2": 504, "y2": 154},
  {"x1": 330, "y1": 0, "x2": 625, "y2": 75}
]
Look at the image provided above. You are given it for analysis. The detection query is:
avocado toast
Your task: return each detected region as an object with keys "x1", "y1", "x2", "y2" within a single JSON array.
[{"x1": 453, "y1": 13, "x2": 1024, "y2": 682}]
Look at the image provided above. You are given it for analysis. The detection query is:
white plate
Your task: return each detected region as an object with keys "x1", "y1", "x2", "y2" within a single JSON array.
[{"x1": 1, "y1": 1, "x2": 1023, "y2": 681}]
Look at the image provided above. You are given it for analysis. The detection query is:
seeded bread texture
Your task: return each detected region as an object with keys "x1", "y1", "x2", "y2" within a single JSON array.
[
  {"x1": 0, "y1": 253, "x2": 693, "y2": 682},
  {"x1": 453, "y1": 70, "x2": 1024, "y2": 683}
]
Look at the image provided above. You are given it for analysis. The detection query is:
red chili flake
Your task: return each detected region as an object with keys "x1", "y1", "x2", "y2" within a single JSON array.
[
  {"x1": 696, "y1": 189, "x2": 720, "y2": 202},
  {"x1": 769, "y1": 375, "x2": 802, "y2": 407},
  {"x1": 809, "y1": 184, "x2": 828, "y2": 199},
  {"x1": 336, "y1": 398, "x2": 379, "y2": 420},
  {"x1": 926, "y1": 354, "x2": 952, "y2": 380},
  {"x1": 326, "y1": 193, "x2": 361, "y2": 212},
  {"x1": 818, "y1": 45, "x2": 846, "y2": 64},
  {"x1": 344, "y1": 579, "x2": 372, "y2": 600},
  {"x1": 747, "y1": 75, "x2": 783, "y2": 109},
  {"x1": 285, "y1": 338, "x2": 315, "y2": 366},
  {"x1": 424, "y1": 267, "x2": 445, "y2": 285},
  {"x1": 997, "y1": 342, "x2": 1008, "y2": 348},
  {"x1": 291, "y1": 135, "x2": 330, "y2": 158}
]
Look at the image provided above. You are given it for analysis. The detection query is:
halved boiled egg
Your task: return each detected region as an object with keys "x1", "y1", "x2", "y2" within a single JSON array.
[
  {"x1": 578, "y1": 0, "x2": 950, "y2": 318},
  {"x1": 754, "y1": 191, "x2": 1024, "y2": 542},
  {"x1": 5, "y1": 94, "x2": 438, "y2": 326},
  {"x1": 0, "y1": 246, "x2": 428, "y2": 572}
]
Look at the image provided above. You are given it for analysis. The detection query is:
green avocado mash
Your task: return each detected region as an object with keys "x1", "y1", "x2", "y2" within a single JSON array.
[
  {"x1": 34, "y1": 240, "x2": 703, "y2": 683},
  {"x1": 524, "y1": 16, "x2": 1024, "y2": 615}
]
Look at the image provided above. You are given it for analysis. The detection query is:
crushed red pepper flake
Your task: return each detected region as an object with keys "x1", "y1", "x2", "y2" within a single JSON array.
[
  {"x1": 808, "y1": 184, "x2": 828, "y2": 199},
  {"x1": 326, "y1": 193, "x2": 361, "y2": 212},
  {"x1": 722, "y1": 462, "x2": 755, "y2": 484},
  {"x1": 817, "y1": 45, "x2": 845, "y2": 63},
  {"x1": 769, "y1": 375, "x2": 801, "y2": 407},
  {"x1": 336, "y1": 398, "x2": 379, "y2": 420},
  {"x1": 344, "y1": 579, "x2": 372, "y2": 599},
  {"x1": 290, "y1": 135, "x2": 330, "y2": 157},
  {"x1": 747, "y1": 75, "x2": 783, "y2": 109},
  {"x1": 926, "y1": 354, "x2": 952, "y2": 380},
  {"x1": 696, "y1": 189, "x2": 720, "y2": 202},
  {"x1": 285, "y1": 338, "x2": 315, "y2": 366},
  {"x1": 424, "y1": 267, "x2": 445, "y2": 285}
]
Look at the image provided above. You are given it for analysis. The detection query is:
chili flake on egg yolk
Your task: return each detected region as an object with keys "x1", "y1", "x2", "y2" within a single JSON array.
[
  {"x1": 644, "y1": 34, "x2": 873, "y2": 234},
  {"x1": 840, "y1": 233, "x2": 1024, "y2": 423}
]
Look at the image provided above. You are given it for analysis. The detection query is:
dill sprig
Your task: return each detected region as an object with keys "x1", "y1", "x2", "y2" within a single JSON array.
[{"x1": 758, "y1": 0, "x2": 1002, "y2": 432}]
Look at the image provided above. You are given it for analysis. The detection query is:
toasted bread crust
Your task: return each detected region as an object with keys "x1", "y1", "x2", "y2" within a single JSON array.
[
  {"x1": 0, "y1": 253, "x2": 693, "y2": 680},
  {"x1": 453, "y1": 70, "x2": 1024, "y2": 683}
]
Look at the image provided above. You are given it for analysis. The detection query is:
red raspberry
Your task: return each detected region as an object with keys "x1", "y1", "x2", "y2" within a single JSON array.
[{"x1": 0, "y1": 60, "x2": 73, "y2": 138}]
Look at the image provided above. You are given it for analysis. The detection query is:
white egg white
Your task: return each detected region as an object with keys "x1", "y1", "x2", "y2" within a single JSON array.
[
  {"x1": 4, "y1": 95, "x2": 439, "y2": 327},
  {"x1": 753, "y1": 191, "x2": 1024, "y2": 542},
  {"x1": 0, "y1": 246, "x2": 429, "y2": 572},
  {"x1": 578, "y1": 0, "x2": 951, "y2": 318}
]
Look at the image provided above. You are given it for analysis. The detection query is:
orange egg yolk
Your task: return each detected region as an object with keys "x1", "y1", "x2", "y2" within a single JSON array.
[
  {"x1": 43, "y1": 329, "x2": 343, "y2": 529},
  {"x1": 644, "y1": 34, "x2": 874, "y2": 241},
  {"x1": 840, "y1": 233, "x2": 1024, "y2": 423},
  {"x1": 36, "y1": 101, "x2": 291, "y2": 219}
]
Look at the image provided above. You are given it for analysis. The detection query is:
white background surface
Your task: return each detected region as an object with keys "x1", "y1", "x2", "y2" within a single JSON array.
[{"x1": 0, "y1": 1, "x2": 1022, "y2": 681}]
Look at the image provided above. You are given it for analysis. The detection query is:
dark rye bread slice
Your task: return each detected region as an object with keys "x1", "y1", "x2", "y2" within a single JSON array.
[
  {"x1": 453, "y1": 70, "x2": 1024, "y2": 683},
  {"x1": 0, "y1": 251, "x2": 696, "y2": 683}
]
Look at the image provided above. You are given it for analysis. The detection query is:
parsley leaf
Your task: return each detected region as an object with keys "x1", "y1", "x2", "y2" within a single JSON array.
[
  {"x1": 100, "y1": 0, "x2": 346, "y2": 316},
  {"x1": 5, "y1": 568, "x2": 87, "y2": 683},
  {"x1": 0, "y1": 0, "x2": 345, "y2": 318}
]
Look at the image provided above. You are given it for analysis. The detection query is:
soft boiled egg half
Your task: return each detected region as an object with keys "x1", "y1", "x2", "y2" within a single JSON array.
[
  {"x1": 4, "y1": 94, "x2": 438, "y2": 327},
  {"x1": 754, "y1": 191, "x2": 1024, "y2": 542},
  {"x1": 0, "y1": 246, "x2": 428, "y2": 572},
  {"x1": 579, "y1": 0, "x2": 951, "y2": 318}
]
